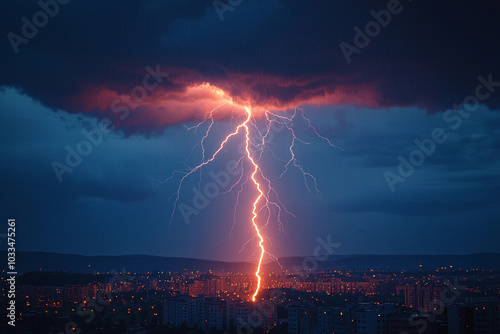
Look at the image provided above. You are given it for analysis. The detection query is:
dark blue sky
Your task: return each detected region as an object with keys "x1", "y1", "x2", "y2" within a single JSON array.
[{"x1": 1, "y1": 0, "x2": 499, "y2": 261}]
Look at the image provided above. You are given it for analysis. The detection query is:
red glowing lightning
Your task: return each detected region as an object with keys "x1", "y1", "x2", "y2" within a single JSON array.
[{"x1": 163, "y1": 84, "x2": 341, "y2": 301}]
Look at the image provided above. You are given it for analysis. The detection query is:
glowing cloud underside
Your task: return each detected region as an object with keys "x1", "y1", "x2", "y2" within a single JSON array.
[
  {"x1": 165, "y1": 85, "x2": 341, "y2": 301},
  {"x1": 70, "y1": 80, "x2": 382, "y2": 130}
]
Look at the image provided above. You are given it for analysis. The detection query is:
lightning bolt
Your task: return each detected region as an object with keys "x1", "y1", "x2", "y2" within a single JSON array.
[
  {"x1": 242, "y1": 107, "x2": 266, "y2": 302},
  {"x1": 165, "y1": 106, "x2": 272, "y2": 300},
  {"x1": 164, "y1": 86, "x2": 341, "y2": 301}
]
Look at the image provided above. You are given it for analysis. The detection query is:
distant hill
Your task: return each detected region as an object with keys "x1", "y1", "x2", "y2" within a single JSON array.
[
  {"x1": 1, "y1": 251, "x2": 254, "y2": 274},
  {"x1": 266, "y1": 253, "x2": 500, "y2": 271},
  {"x1": 1, "y1": 251, "x2": 499, "y2": 274},
  {"x1": 317, "y1": 253, "x2": 500, "y2": 271}
]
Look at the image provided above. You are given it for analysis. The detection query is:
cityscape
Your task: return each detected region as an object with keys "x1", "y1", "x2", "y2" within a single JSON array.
[{"x1": 1, "y1": 253, "x2": 500, "y2": 333}]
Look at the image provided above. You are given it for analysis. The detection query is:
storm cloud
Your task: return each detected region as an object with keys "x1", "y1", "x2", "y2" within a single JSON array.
[{"x1": 2, "y1": 0, "x2": 499, "y2": 130}]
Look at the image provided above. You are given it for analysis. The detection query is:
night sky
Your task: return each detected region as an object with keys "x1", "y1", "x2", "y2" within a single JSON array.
[{"x1": 1, "y1": 0, "x2": 499, "y2": 262}]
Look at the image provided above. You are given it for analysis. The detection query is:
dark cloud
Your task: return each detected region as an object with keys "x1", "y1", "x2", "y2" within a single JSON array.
[{"x1": 2, "y1": 0, "x2": 499, "y2": 131}]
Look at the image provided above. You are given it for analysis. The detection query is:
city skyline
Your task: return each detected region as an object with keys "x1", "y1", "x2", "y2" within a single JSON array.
[
  {"x1": 7, "y1": 264, "x2": 500, "y2": 333},
  {"x1": 1, "y1": 1, "x2": 500, "y2": 263}
]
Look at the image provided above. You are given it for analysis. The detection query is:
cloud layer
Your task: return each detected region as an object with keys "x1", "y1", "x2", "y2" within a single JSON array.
[{"x1": 2, "y1": 0, "x2": 500, "y2": 130}]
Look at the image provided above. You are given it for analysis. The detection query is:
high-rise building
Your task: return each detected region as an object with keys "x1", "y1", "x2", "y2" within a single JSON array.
[
  {"x1": 288, "y1": 304, "x2": 315, "y2": 334},
  {"x1": 164, "y1": 295, "x2": 196, "y2": 327},
  {"x1": 227, "y1": 300, "x2": 250, "y2": 329},
  {"x1": 448, "y1": 298, "x2": 500, "y2": 334},
  {"x1": 195, "y1": 297, "x2": 227, "y2": 332},
  {"x1": 403, "y1": 283, "x2": 442, "y2": 312}
]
